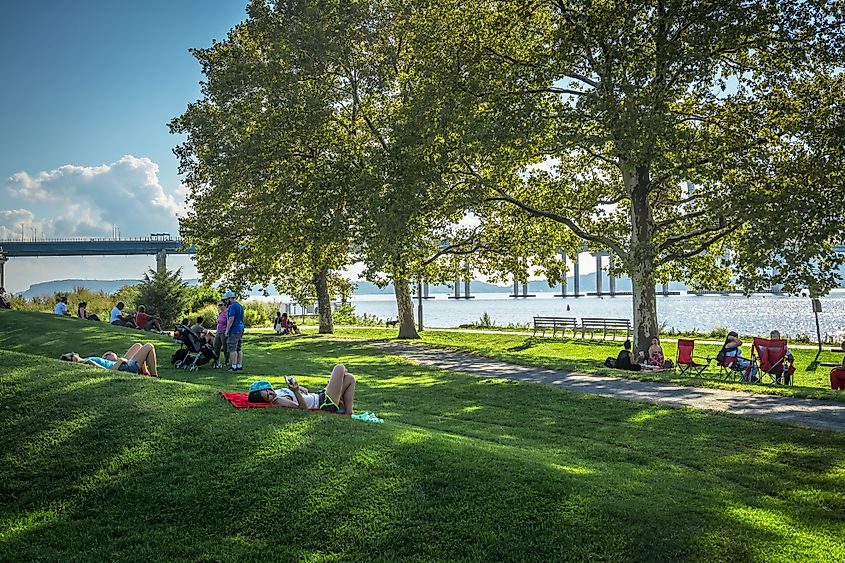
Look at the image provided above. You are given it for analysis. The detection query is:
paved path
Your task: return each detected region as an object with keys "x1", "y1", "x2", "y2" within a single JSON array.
[{"x1": 369, "y1": 341, "x2": 845, "y2": 433}]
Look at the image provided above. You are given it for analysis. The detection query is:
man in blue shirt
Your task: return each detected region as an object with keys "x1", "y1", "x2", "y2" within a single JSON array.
[{"x1": 223, "y1": 290, "x2": 245, "y2": 371}]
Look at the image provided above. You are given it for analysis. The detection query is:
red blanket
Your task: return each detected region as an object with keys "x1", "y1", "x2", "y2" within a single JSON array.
[{"x1": 220, "y1": 391, "x2": 276, "y2": 408}]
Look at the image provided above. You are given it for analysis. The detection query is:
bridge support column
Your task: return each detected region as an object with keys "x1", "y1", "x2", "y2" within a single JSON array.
[
  {"x1": 609, "y1": 273, "x2": 616, "y2": 297},
  {"x1": 573, "y1": 256, "x2": 580, "y2": 297},
  {"x1": 0, "y1": 255, "x2": 6, "y2": 289},
  {"x1": 662, "y1": 282, "x2": 669, "y2": 296},
  {"x1": 156, "y1": 251, "x2": 167, "y2": 274},
  {"x1": 595, "y1": 254, "x2": 603, "y2": 296}
]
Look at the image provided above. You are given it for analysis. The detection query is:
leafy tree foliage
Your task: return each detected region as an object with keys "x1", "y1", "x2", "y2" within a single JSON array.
[
  {"x1": 407, "y1": 0, "x2": 845, "y2": 348},
  {"x1": 135, "y1": 268, "x2": 190, "y2": 326}
]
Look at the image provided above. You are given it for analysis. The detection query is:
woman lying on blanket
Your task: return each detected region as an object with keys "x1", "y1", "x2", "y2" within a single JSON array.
[
  {"x1": 247, "y1": 363, "x2": 355, "y2": 414},
  {"x1": 60, "y1": 343, "x2": 160, "y2": 377}
]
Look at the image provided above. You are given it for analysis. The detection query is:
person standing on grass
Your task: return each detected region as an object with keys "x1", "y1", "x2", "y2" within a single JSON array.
[
  {"x1": 213, "y1": 300, "x2": 228, "y2": 368},
  {"x1": 223, "y1": 290, "x2": 245, "y2": 372},
  {"x1": 54, "y1": 296, "x2": 70, "y2": 316}
]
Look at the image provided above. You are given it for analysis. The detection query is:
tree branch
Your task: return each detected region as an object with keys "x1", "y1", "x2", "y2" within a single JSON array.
[{"x1": 662, "y1": 224, "x2": 740, "y2": 262}]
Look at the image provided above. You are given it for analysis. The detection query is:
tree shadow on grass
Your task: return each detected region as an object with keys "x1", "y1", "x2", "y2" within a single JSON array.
[{"x1": 3, "y1": 337, "x2": 845, "y2": 561}]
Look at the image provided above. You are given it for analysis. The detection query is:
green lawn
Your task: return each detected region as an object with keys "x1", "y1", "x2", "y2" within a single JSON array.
[
  {"x1": 1, "y1": 310, "x2": 844, "y2": 561},
  {"x1": 314, "y1": 327, "x2": 845, "y2": 402}
]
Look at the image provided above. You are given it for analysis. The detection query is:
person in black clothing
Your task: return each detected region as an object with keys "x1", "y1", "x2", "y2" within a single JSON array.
[{"x1": 604, "y1": 339, "x2": 642, "y2": 371}]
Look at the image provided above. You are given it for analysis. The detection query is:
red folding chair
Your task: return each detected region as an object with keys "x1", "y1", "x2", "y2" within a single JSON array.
[
  {"x1": 751, "y1": 337, "x2": 795, "y2": 385},
  {"x1": 675, "y1": 339, "x2": 710, "y2": 377},
  {"x1": 717, "y1": 354, "x2": 750, "y2": 382}
]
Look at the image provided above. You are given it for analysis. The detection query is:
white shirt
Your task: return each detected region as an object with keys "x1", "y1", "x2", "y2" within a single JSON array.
[
  {"x1": 54, "y1": 302, "x2": 67, "y2": 315},
  {"x1": 110, "y1": 306, "x2": 122, "y2": 323},
  {"x1": 274, "y1": 387, "x2": 320, "y2": 409}
]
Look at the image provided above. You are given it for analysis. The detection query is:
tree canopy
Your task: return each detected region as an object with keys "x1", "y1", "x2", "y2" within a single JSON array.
[{"x1": 175, "y1": 0, "x2": 845, "y2": 346}]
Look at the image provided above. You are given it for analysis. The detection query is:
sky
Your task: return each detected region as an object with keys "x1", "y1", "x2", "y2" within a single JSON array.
[
  {"x1": 0, "y1": 1, "x2": 599, "y2": 294},
  {"x1": 0, "y1": 1, "x2": 248, "y2": 292}
]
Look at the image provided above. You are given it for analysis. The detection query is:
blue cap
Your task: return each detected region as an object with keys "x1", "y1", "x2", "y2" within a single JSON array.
[
  {"x1": 222, "y1": 290, "x2": 235, "y2": 300},
  {"x1": 249, "y1": 380, "x2": 273, "y2": 393}
]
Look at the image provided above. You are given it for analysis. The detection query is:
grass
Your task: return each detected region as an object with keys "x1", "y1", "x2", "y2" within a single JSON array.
[
  {"x1": 1, "y1": 310, "x2": 844, "y2": 561},
  {"x1": 313, "y1": 327, "x2": 845, "y2": 402}
]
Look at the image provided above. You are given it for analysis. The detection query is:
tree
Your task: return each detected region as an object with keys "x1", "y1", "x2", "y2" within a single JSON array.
[
  {"x1": 135, "y1": 268, "x2": 190, "y2": 326},
  {"x1": 408, "y1": 0, "x2": 845, "y2": 348},
  {"x1": 170, "y1": 0, "x2": 362, "y2": 333}
]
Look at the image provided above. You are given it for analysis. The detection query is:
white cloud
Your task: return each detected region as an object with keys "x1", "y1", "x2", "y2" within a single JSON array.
[{"x1": 4, "y1": 155, "x2": 184, "y2": 239}]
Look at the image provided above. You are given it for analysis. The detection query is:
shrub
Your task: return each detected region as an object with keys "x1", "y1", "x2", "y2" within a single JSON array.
[
  {"x1": 195, "y1": 304, "x2": 220, "y2": 330},
  {"x1": 242, "y1": 301, "x2": 278, "y2": 328},
  {"x1": 333, "y1": 304, "x2": 383, "y2": 326},
  {"x1": 187, "y1": 285, "x2": 220, "y2": 312},
  {"x1": 134, "y1": 268, "x2": 190, "y2": 326}
]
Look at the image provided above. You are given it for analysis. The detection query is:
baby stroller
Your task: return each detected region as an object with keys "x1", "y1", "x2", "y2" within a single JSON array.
[{"x1": 172, "y1": 324, "x2": 217, "y2": 372}]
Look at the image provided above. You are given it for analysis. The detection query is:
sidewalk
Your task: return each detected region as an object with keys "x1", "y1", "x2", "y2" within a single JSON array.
[{"x1": 370, "y1": 341, "x2": 845, "y2": 433}]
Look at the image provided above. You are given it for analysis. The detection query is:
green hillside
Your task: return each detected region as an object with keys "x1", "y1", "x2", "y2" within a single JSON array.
[{"x1": 0, "y1": 310, "x2": 843, "y2": 561}]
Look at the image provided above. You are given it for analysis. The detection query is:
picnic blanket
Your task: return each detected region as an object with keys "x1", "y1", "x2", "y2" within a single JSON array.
[{"x1": 220, "y1": 391, "x2": 275, "y2": 408}]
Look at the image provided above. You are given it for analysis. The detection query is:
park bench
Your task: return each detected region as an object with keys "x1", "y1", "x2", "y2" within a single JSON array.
[
  {"x1": 532, "y1": 316, "x2": 578, "y2": 338},
  {"x1": 578, "y1": 317, "x2": 631, "y2": 340}
]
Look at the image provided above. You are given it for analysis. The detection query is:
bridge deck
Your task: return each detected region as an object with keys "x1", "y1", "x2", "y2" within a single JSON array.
[{"x1": 0, "y1": 239, "x2": 195, "y2": 258}]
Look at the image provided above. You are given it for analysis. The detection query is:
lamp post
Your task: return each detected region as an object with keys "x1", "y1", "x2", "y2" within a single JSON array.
[{"x1": 417, "y1": 279, "x2": 424, "y2": 332}]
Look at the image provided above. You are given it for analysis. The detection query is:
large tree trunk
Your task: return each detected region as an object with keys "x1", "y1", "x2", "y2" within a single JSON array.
[
  {"x1": 626, "y1": 164, "x2": 660, "y2": 353},
  {"x1": 314, "y1": 268, "x2": 334, "y2": 334},
  {"x1": 393, "y1": 276, "x2": 420, "y2": 339}
]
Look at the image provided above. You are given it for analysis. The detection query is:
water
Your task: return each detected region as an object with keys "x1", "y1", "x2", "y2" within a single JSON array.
[{"x1": 344, "y1": 291, "x2": 845, "y2": 341}]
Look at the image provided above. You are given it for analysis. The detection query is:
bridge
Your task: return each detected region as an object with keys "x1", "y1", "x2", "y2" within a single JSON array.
[{"x1": 0, "y1": 236, "x2": 196, "y2": 289}]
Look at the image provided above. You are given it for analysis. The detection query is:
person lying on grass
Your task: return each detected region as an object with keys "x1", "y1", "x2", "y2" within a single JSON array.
[
  {"x1": 247, "y1": 363, "x2": 356, "y2": 414},
  {"x1": 60, "y1": 343, "x2": 160, "y2": 378}
]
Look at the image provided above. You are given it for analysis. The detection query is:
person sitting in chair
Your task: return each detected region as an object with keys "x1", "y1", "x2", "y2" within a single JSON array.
[
  {"x1": 766, "y1": 330, "x2": 794, "y2": 384},
  {"x1": 719, "y1": 331, "x2": 758, "y2": 382}
]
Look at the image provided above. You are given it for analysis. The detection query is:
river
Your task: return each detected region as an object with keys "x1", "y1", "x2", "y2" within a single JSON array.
[{"x1": 343, "y1": 290, "x2": 845, "y2": 341}]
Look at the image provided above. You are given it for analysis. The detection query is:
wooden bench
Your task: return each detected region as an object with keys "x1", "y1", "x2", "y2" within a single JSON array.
[
  {"x1": 579, "y1": 318, "x2": 631, "y2": 340},
  {"x1": 532, "y1": 316, "x2": 578, "y2": 338}
]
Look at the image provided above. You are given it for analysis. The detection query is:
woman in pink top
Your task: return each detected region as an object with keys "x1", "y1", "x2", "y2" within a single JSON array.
[{"x1": 212, "y1": 301, "x2": 228, "y2": 368}]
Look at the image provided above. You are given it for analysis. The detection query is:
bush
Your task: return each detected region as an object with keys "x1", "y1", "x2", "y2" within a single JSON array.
[
  {"x1": 134, "y1": 268, "x2": 190, "y2": 326},
  {"x1": 242, "y1": 301, "x2": 278, "y2": 328},
  {"x1": 195, "y1": 304, "x2": 220, "y2": 330},
  {"x1": 187, "y1": 285, "x2": 220, "y2": 312},
  {"x1": 333, "y1": 304, "x2": 383, "y2": 326}
]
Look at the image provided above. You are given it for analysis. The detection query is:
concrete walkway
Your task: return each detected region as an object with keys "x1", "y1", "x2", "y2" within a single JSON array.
[{"x1": 370, "y1": 341, "x2": 845, "y2": 433}]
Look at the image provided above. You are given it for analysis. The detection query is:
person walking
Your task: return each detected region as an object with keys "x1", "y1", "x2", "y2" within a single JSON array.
[{"x1": 223, "y1": 290, "x2": 245, "y2": 372}]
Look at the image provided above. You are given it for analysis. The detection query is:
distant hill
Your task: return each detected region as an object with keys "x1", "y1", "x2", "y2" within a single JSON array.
[{"x1": 19, "y1": 278, "x2": 201, "y2": 299}]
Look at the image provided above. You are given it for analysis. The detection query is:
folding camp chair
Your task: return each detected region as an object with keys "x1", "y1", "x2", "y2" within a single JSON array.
[
  {"x1": 675, "y1": 339, "x2": 710, "y2": 377},
  {"x1": 750, "y1": 337, "x2": 795, "y2": 385},
  {"x1": 717, "y1": 355, "x2": 751, "y2": 382}
]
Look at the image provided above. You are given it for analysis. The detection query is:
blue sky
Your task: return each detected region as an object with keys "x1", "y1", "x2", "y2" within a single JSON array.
[{"x1": 0, "y1": 1, "x2": 249, "y2": 291}]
